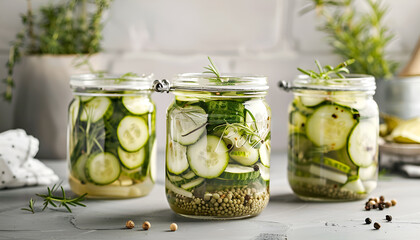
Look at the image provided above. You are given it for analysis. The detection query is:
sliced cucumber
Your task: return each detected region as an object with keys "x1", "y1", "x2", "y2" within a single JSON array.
[
  {"x1": 257, "y1": 163, "x2": 270, "y2": 181},
  {"x1": 69, "y1": 98, "x2": 80, "y2": 128},
  {"x1": 187, "y1": 135, "x2": 229, "y2": 179},
  {"x1": 309, "y1": 164, "x2": 348, "y2": 184},
  {"x1": 117, "y1": 116, "x2": 149, "y2": 152},
  {"x1": 300, "y1": 95, "x2": 325, "y2": 107},
  {"x1": 244, "y1": 100, "x2": 271, "y2": 136},
  {"x1": 289, "y1": 110, "x2": 307, "y2": 132},
  {"x1": 170, "y1": 105, "x2": 207, "y2": 145},
  {"x1": 332, "y1": 92, "x2": 367, "y2": 110},
  {"x1": 358, "y1": 164, "x2": 377, "y2": 181},
  {"x1": 122, "y1": 96, "x2": 153, "y2": 115},
  {"x1": 220, "y1": 164, "x2": 259, "y2": 180},
  {"x1": 80, "y1": 97, "x2": 113, "y2": 122},
  {"x1": 149, "y1": 139, "x2": 157, "y2": 183},
  {"x1": 182, "y1": 170, "x2": 197, "y2": 180},
  {"x1": 165, "y1": 177, "x2": 193, "y2": 198},
  {"x1": 306, "y1": 104, "x2": 357, "y2": 151},
  {"x1": 347, "y1": 121, "x2": 377, "y2": 167},
  {"x1": 362, "y1": 180, "x2": 377, "y2": 193},
  {"x1": 117, "y1": 146, "x2": 145, "y2": 170},
  {"x1": 206, "y1": 101, "x2": 245, "y2": 125},
  {"x1": 342, "y1": 177, "x2": 365, "y2": 194},
  {"x1": 73, "y1": 154, "x2": 88, "y2": 182},
  {"x1": 166, "y1": 140, "x2": 189, "y2": 174},
  {"x1": 229, "y1": 142, "x2": 259, "y2": 166},
  {"x1": 166, "y1": 173, "x2": 185, "y2": 184},
  {"x1": 80, "y1": 96, "x2": 93, "y2": 102},
  {"x1": 181, "y1": 177, "x2": 205, "y2": 190},
  {"x1": 292, "y1": 98, "x2": 314, "y2": 116},
  {"x1": 86, "y1": 152, "x2": 121, "y2": 185},
  {"x1": 288, "y1": 133, "x2": 314, "y2": 164},
  {"x1": 311, "y1": 156, "x2": 351, "y2": 174},
  {"x1": 259, "y1": 141, "x2": 270, "y2": 167}
]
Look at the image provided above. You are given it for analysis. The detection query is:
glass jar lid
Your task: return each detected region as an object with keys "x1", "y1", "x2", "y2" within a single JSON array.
[
  {"x1": 172, "y1": 73, "x2": 269, "y2": 92},
  {"x1": 289, "y1": 74, "x2": 376, "y2": 92},
  {"x1": 70, "y1": 73, "x2": 154, "y2": 94}
]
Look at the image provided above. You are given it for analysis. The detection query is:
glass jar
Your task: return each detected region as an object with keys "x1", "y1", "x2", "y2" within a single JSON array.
[
  {"x1": 67, "y1": 74, "x2": 156, "y2": 198},
  {"x1": 281, "y1": 74, "x2": 379, "y2": 201},
  {"x1": 161, "y1": 73, "x2": 271, "y2": 219}
]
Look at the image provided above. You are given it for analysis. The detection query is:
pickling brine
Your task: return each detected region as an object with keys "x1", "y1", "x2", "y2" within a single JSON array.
[
  {"x1": 164, "y1": 73, "x2": 271, "y2": 219},
  {"x1": 286, "y1": 74, "x2": 379, "y2": 201},
  {"x1": 68, "y1": 74, "x2": 156, "y2": 198}
]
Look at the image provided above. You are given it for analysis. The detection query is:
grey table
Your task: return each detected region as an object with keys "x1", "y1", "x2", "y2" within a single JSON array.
[{"x1": 1, "y1": 152, "x2": 419, "y2": 240}]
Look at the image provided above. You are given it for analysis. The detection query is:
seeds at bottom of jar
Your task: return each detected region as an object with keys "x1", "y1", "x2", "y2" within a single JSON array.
[
  {"x1": 290, "y1": 181, "x2": 365, "y2": 200},
  {"x1": 168, "y1": 187, "x2": 269, "y2": 217}
]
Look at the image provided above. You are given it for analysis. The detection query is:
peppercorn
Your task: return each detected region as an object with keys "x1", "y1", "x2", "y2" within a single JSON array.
[
  {"x1": 386, "y1": 215, "x2": 392, "y2": 222},
  {"x1": 378, "y1": 204, "x2": 384, "y2": 210},
  {"x1": 373, "y1": 197, "x2": 379, "y2": 203},
  {"x1": 365, "y1": 205, "x2": 371, "y2": 211},
  {"x1": 253, "y1": 165, "x2": 259, "y2": 171},
  {"x1": 170, "y1": 223, "x2": 178, "y2": 231},
  {"x1": 126, "y1": 220, "x2": 135, "y2": 229},
  {"x1": 385, "y1": 202, "x2": 391, "y2": 208},
  {"x1": 365, "y1": 218, "x2": 372, "y2": 224},
  {"x1": 374, "y1": 222, "x2": 381, "y2": 229},
  {"x1": 142, "y1": 221, "x2": 151, "y2": 230},
  {"x1": 372, "y1": 203, "x2": 377, "y2": 209},
  {"x1": 391, "y1": 199, "x2": 397, "y2": 206},
  {"x1": 379, "y1": 196, "x2": 385, "y2": 203}
]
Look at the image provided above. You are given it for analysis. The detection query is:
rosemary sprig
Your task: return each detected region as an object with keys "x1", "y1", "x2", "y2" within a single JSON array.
[
  {"x1": 305, "y1": 0, "x2": 398, "y2": 79},
  {"x1": 21, "y1": 198, "x2": 35, "y2": 214},
  {"x1": 35, "y1": 184, "x2": 87, "y2": 213},
  {"x1": 298, "y1": 59, "x2": 355, "y2": 80},
  {"x1": 203, "y1": 56, "x2": 221, "y2": 80}
]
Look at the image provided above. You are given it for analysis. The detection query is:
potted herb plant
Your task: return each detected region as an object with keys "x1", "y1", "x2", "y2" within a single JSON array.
[{"x1": 2, "y1": 0, "x2": 111, "y2": 158}]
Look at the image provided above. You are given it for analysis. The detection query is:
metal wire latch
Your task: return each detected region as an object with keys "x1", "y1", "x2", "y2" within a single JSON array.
[
  {"x1": 153, "y1": 79, "x2": 171, "y2": 93},
  {"x1": 278, "y1": 80, "x2": 293, "y2": 92}
]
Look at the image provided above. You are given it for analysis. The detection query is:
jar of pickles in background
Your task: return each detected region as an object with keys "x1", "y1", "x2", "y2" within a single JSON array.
[
  {"x1": 157, "y1": 73, "x2": 271, "y2": 219},
  {"x1": 68, "y1": 74, "x2": 156, "y2": 198},
  {"x1": 280, "y1": 73, "x2": 379, "y2": 201}
]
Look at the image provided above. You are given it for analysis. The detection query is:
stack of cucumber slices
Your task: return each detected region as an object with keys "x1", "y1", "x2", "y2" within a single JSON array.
[
  {"x1": 288, "y1": 93, "x2": 378, "y2": 198},
  {"x1": 69, "y1": 95, "x2": 156, "y2": 187},
  {"x1": 166, "y1": 98, "x2": 271, "y2": 198}
]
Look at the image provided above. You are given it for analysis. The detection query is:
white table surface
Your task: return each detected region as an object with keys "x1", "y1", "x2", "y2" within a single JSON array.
[{"x1": 1, "y1": 152, "x2": 419, "y2": 240}]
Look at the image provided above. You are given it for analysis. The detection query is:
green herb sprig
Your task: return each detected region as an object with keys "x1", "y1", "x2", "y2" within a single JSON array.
[
  {"x1": 21, "y1": 198, "x2": 35, "y2": 214},
  {"x1": 298, "y1": 59, "x2": 355, "y2": 80},
  {"x1": 303, "y1": 0, "x2": 398, "y2": 80},
  {"x1": 203, "y1": 56, "x2": 221, "y2": 80},
  {"x1": 22, "y1": 184, "x2": 87, "y2": 213}
]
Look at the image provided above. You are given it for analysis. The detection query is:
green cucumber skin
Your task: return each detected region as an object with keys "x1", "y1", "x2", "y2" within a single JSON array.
[{"x1": 69, "y1": 96, "x2": 156, "y2": 185}]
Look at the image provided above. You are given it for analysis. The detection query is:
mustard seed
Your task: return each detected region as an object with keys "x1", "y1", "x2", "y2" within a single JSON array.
[
  {"x1": 125, "y1": 220, "x2": 135, "y2": 229},
  {"x1": 391, "y1": 199, "x2": 397, "y2": 206},
  {"x1": 170, "y1": 223, "x2": 178, "y2": 231},
  {"x1": 142, "y1": 221, "x2": 151, "y2": 230}
]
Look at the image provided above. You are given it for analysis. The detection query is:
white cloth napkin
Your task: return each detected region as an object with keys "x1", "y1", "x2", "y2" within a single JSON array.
[{"x1": 0, "y1": 129, "x2": 59, "y2": 189}]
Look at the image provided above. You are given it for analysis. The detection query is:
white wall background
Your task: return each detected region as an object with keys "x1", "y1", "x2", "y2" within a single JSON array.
[{"x1": 0, "y1": 0, "x2": 419, "y2": 153}]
